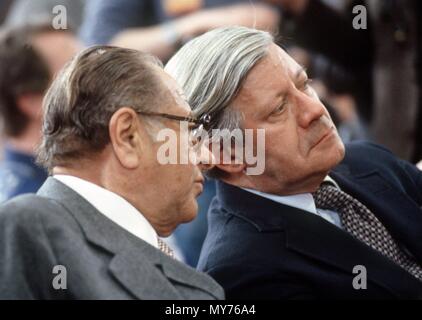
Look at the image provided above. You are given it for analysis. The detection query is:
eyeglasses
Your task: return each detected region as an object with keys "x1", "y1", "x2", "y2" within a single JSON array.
[
  {"x1": 135, "y1": 110, "x2": 212, "y2": 148},
  {"x1": 135, "y1": 110, "x2": 211, "y2": 130}
]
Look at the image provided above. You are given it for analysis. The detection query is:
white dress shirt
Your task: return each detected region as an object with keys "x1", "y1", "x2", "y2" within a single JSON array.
[
  {"x1": 243, "y1": 176, "x2": 343, "y2": 228},
  {"x1": 54, "y1": 175, "x2": 159, "y2": 248}
]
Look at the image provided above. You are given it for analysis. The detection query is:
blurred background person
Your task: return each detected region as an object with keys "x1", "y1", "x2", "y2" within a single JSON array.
[
  {"x1": 0, "y1": 0, "x2": 13, "y2": 24},
  {"x1": 265, "y1": 0, "x2": 422, "y2": 163},
  {"x1": 80, "y1": 0, "x2": 280, "y2": 267},
  {"x1": 0, "y1": 23, "x2": 80, "y2": 202},
  {"x1": 80, "y1": 0, "x2": 280, "y2": 62}
]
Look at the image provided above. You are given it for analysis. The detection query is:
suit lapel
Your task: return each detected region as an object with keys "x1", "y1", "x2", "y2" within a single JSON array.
[
  {"x1": 108, "y1": 246, "x2": 183, "y2": 299},
  {"x1": 37, "y1": 178, "x2": 219, "y2": 299},
  {"x1": 331, "y1": 167, "x2": 422, "y2": 264},
  {"x1": 281, "y1": 202, "x2": 420, "y2": 298},
  {"x1": 217, "y1": 181, "x2": 422, "y2": 298}
]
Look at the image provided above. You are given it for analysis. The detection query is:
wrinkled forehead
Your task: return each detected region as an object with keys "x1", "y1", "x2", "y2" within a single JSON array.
[
  {"x1": 230, "y1": 43, "x2": 307, "y2": 120},
  {"x1": 236, "y1": 43, "x2": 305, "y2": 92},
  {"x1": 268, "y1": 43, "x2": 304, "y2": 78}
]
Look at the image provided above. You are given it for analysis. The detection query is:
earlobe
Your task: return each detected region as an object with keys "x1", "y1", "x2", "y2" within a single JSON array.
[
  {"x1": 215, "y1": 163, "x2": 246, "y2": 174},
  {"x1": 211, "y1": 141, "x2": 246, "y2": 174},
  {"x1": 109, "y1": 107, "x2": 141, "y2": 169}
]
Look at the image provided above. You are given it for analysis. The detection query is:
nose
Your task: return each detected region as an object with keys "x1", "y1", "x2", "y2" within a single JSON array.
[
  {"x1": 196, "y1": 143, "x2": 216, "y2": 172},
  {"x1": 295, "y1": 90, "x2": 326, "y2": 128}
]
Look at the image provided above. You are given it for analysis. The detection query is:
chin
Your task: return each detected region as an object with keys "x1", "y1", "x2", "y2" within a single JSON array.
[
  {"x1": 313, "y1": 138, "x2": 345, "y2": 171},
  {"x1": 159, "y1": 229, "x2": 174, "y2": 238},
  {"x1": 180, "y1": 199, "x2": 198, "y2": 224},
  {"x1": 326, "y1": 139, "x2": 345, "y2": 169},
  {"x1": 334, "y1": 138, "x2": 346, "y2": 161}
]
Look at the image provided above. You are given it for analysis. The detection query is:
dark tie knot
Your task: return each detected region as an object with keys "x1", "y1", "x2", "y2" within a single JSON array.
[
  {"x1": 313, "y1": 182, "x2": 422, "y2": 281},
  {"x1": 313, "y1": 183, "x2": 353, "y2": 211}
]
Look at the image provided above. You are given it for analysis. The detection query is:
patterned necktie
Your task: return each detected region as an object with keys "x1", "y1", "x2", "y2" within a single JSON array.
[
  {"x1": 313, "y1": 183, "x2": 422, "y2": 281},
  {"x1": 157, "y1": 237, "x2": 175, "y2": 259}
]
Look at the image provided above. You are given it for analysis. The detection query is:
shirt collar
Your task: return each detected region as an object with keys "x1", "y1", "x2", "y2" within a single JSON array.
[
  {"x1": 242, "y1": 176, "x2": 339, "y2": 215},
  {"x1": 243, "y1": 187, "x2": 317, "y2": 214},
  {"x1": 323, "y1": 175, "x2": 340, "y2": 189},
  {"x1": 53, "y1": 174, "x2": 158, "y2": 249}
]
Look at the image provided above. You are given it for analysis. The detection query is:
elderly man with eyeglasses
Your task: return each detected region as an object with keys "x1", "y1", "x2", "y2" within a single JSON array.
[{"x1": 0, "y1": 45, "x2": 223, "y2": 300}]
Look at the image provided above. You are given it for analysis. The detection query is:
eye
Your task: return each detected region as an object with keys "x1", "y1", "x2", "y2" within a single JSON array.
[
  {"x1": 301, "y1": 78, "x2": 313, "y2": 91},
  {"x1": 271, "y1": 100, "x2": 287, "y2": 116}
]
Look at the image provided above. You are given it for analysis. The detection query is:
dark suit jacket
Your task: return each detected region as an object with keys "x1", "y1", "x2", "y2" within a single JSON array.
[
  {"x1": 197, "y1": 142, "x2": 422, "y2": 299},
  {"x1": 0, "y1": 178, "x2": 224, "y2": 300}
]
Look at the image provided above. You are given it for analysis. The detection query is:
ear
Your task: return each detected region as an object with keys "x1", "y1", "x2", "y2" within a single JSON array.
[
  {"x1": 210, "y1": 141, "x2": 246, "y2": 174},
  {"x1": 16, "y1": 93, "x2": 43, "y2": 120},
  {"x1": 109, "y1": 107, "x2": 143, "y2": 169}
]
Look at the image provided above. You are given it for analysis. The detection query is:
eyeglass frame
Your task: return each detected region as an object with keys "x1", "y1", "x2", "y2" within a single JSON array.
[
  {"x1": 134, "y1": 110, "x2": 212, "y2": 148},
  {"x1": 135, "y1": 110, "x2": 211, "y2": 127},
  {"x1": 135, "y1": 110, "x2": 211, "y2": 130}
]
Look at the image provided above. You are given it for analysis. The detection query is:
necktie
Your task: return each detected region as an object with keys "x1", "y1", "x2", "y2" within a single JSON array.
[
  {"x1": 157, "y1": 237, "x2": 175, "y2": 259},
  {"x1": 313, "y1": 183, "x2": 422, "y2": 281}
]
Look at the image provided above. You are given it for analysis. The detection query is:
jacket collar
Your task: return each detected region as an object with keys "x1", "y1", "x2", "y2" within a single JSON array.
[
  {"x1": 331, "y1": 164, "x2": 422, "y2": 264},
  {"x1": 37, "y1": 177, "x2": 221, "y2": 299},
  {"x1": 216, "y1": 179, "x2": 422, "y2": 298}
]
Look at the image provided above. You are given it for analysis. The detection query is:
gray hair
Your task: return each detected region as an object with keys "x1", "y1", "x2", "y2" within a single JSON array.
[
  {"x1": 165, "y1": 26, "x2": 273, "y2": 132},
  {"x1": 37, "y1": 45, "x2": 166, "y2": 172}
]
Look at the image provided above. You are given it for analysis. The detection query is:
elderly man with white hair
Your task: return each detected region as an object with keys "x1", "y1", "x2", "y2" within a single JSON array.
[{"x1": 165, "y1": 26, "x2": 422, "y2": 299}]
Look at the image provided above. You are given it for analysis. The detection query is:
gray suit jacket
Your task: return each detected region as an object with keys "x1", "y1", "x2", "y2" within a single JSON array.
[{"x1": 0, "y1": 177, "x2": 224, "y2": 300}]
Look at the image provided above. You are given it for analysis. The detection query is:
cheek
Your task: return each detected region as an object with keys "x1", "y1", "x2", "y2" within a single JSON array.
[
  {"x1": 267, "y1": 147, "x2": 303, "y2": 173},
  {"x1": 330, "y1": 134, "x2": 346, "y2": 160},
  {"x1": 307, "y1": 132, "x2": 345, "y2": 167},
  {"x1": 265, "y1": 124, "x2": 319, "y2": 182},
  {"x1": 266, "y1": 124, "x2": 302, "y2": 159},
  {"x1": 266, "y1": 130, "x2": 302, "y2": 170},
  {"x1": 174, "y1": 165, "x2": 196, "y2": 190}
]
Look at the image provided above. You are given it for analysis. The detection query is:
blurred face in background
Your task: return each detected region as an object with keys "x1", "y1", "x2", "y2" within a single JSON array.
[
  {"x1": 3, "y1": 29, "x2": 81, "y2": 150},
  {"x1": 32, "y1": 30, "x2": 81, "y2": 76},
  {"x1": 230, "y1": 43, "x2": 345, "y2": 195},
  {"x1": 28, "y1": 31, "x2": 80, "y2": 123}
]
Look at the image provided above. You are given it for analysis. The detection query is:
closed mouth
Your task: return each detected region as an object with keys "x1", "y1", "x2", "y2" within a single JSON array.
[{"x1": 312, "y1": 126, "x2": 334, "y2": 149}]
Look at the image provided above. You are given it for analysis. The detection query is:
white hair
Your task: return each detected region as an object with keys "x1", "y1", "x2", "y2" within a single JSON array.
[{"x1": 165, "y1": 26, "x2": 273, "y2": 131}]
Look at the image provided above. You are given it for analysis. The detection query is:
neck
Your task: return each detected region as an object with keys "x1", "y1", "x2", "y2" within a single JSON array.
[
  {"x1": 53, "y1": 157, "x2": 175, "y2": 237},
  {"x1": 53, "y1": 157, "x2": 146, "y2": 213},
  {"x1": 53, "y1": 162, "x2": 105, "y2": 188},
  {"x1": 223, "y1": 171, "x2": 329, "y2": 196},
  {"x1": 7, "y1": 121, "x2": 41, "y2": 155}
]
